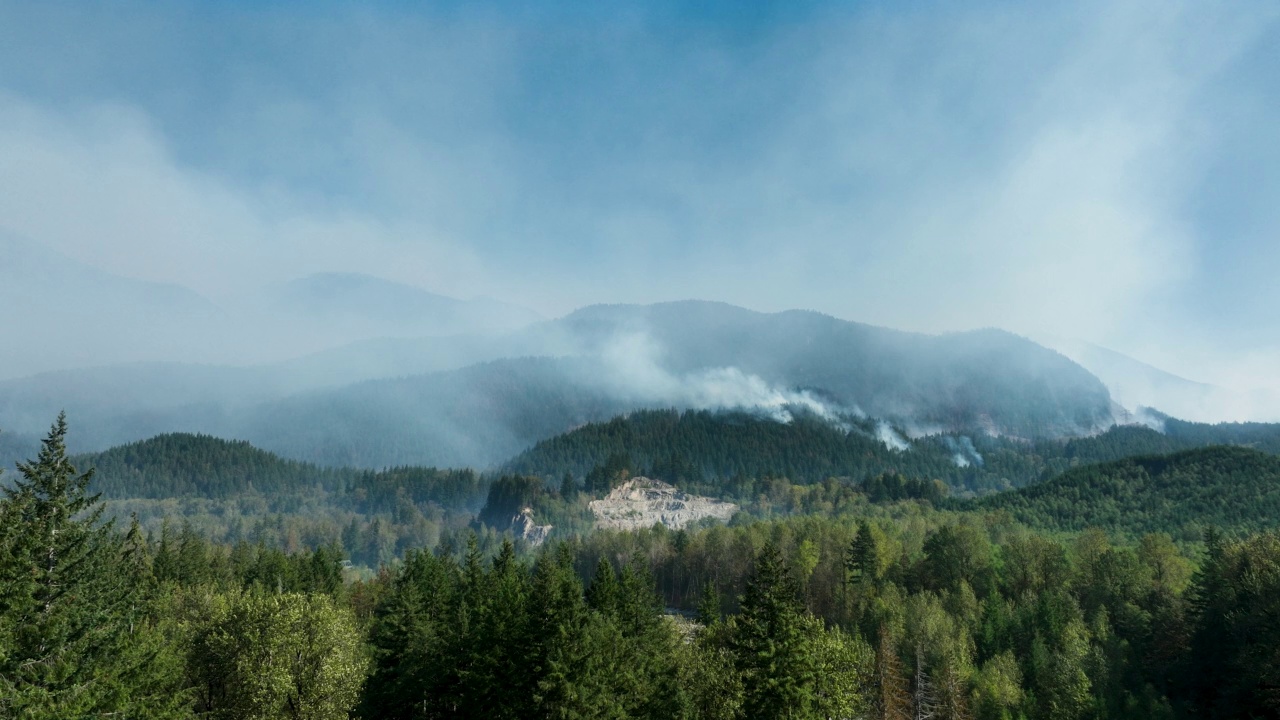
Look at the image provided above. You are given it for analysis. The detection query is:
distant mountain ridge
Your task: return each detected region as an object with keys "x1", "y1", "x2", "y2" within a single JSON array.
[
  {"x1": 271, "y1": 272, "x2": 543, "y2": 340},
  {"x1": 1048, "y1": 338, "x2": 1280, "y2": 424},
  {"x1": 0, "y1": 234, "x2": 229, "y2": 379},
  {"x1": 230, "y1": 302, "x2": 1116, "y2": 467},
  {"x1": 2, "y1": 300, "x2": 1119, "y2": 467}
]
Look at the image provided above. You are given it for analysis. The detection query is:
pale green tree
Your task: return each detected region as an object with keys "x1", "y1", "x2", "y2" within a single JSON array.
[{"x1": 190, "y1": 591, "x2": 366, "y2": 720}]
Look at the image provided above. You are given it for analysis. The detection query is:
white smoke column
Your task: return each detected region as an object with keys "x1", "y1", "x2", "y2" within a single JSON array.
[
  {"x1": 685, "y1": 367, "x2": 851, "y2": 424},
  {"x1": 942, "y1": 435, "x2": 984, "y2": 467},
  {"x1": 875, "y1": 421, "x2": 909, "y2": 451},
  {"x1": 599, "y1": 331, "x2": 854, "y2": 424},
  {"x1": 1133, "y1": 407, "x2": 1167, "y2": 433}
]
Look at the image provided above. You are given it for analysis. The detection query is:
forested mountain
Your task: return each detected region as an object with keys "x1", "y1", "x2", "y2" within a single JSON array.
[
  {"x1": 966, "y1": 445, "x2": 1280, "y2": 539},
  {"x1": 507, "y1": 408, "x2": 1280, "y2": 496},
  {"x1": 540, "y1": 302, "x2": 1115, "y2": 437},
  {"x1": 1, "y1": 300, "x2": 1125, "y2": 467},
  {"x1": 232, "y1": 302, "x2": 1122, "y2": 467}
]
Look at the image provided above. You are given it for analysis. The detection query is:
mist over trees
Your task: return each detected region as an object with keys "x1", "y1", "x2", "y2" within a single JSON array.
[{"x1": 0, "y1": 301, "x2": 1124, "y2": 469}]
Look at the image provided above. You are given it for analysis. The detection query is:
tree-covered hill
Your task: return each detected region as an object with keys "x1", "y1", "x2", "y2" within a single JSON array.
[
  {"x1": 81, "y1": 433, "x2": 347, "y2": 498},
  {"x1": 69, "y1": 433, "x2": 487, "y2": 566},
  {"x1": 77, "y1": 433, "x2": 486, "y2": 511},
  {"x1": 964, "y1": 445, "x2": 1280, "y2": 539},
  {"x1": 547, "y1": 301, "x2": 1116, "y2": 437},
  {"x1": 505, "y1": 409, "x2": 1280, "y2": 496}
]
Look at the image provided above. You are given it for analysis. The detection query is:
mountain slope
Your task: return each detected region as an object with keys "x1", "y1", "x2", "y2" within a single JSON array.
[
  {"x1": 965, "y1": 446, "x2": 1280, "y2": 538},
  {"x1": 234, "y1": 302, "x2": 1116, "y2": 467},
  {"x1": 505, "y1": 408, "x2": 1280, "y2": 496},
  {"x1": 1050, "y1": 339, "x2": 1280, "y2": 424},
  {"x1": 75, "y1": 432, "x2": 486, "y2": 511},
  {"x1": 545, "y1": 302, "x2": 1114, "y2": 437},
  {"x1": 2, "y1": 300, "x2": 1117, "y2": 467}
]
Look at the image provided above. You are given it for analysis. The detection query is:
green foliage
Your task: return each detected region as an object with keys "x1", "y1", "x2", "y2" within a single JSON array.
[
  {"x1": 0, "y1": 415, "x2": 188, "y2": 718},
  {"x1": 506, "y1": 408, "x2": 1280, "y2": 497},
  {"x1": 11, "y1": 410, "x2": 1280, "y2": 719},
  {"x1": 1184, "y1": 530, "x2": 1280, "y2": 718},
  {"x1": 477, "y1": 474, "x2": 548, "y2": 528},
  {"x1": 361, "y1": 540, "x2": 692, "y2": 719},
  {"x1": 188, "y1": 590, "x2": 366, "y2": 719},
  {"x1": 967, "y1": 446, "x2": 1280, "y2": 539}
]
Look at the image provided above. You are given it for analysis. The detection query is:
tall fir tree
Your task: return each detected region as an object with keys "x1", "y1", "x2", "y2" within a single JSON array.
[
  {"x1": 0, "y1": 414, "x2": 187, "y2": 718},
  {"x1": 733, "y1": 542, "x2": 820, "y2": 718}
]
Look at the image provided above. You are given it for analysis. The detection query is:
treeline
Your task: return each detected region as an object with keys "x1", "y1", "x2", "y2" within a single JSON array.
[
  {"x1": 7, "y1": 417, "x2": 1280, "y2": 717},
  {"x1": 507, "y1": 409, "x2": 1280, "y2": 495},
  {"x1": 74, "y1": 433, "x2": 486, "y2": 567},
  {"x1": 81, "y1": 432, "x2": 487, "y2": 511},
  {"x1": 0, "y1": 416, "x2": 364, "y2": 718}
]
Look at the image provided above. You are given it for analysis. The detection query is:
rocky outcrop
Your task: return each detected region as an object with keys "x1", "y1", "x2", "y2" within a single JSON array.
[
  {"x1": 589, "y1": 477, "x2": 737, "y2": 531},
  {"x1": 510, "y1": 507, "x2": 553, "y2": 546}
]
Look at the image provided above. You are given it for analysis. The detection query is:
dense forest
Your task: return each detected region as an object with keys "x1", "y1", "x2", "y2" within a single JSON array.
[
  {"x1": 0, "y1": 409, "x2": 1272, "y2": 570},
  {"x1": 507, "y1": 409, "x2": 1280, "y2": 495},
  {"x1": 72, "y1": 433, "x2": 484, "y2": 567},
  {"x1": 963, "y1": 446, "x2": 1280, "y2": 540},
  {"x1": 5, "y1": 416, "x2": 1280, "y2": 718}
]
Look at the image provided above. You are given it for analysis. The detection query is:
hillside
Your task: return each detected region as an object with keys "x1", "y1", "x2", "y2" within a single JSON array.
[
  {"x1": 77, "y1": 432, "x2": 486, "y2": 510},
  {"x1": 68, "y1": 432, "x2": 486, "y2": 567},
  {"x1": 548, "y1": 302, "x2": 1115, "y2": 437},
  {"x1": 965, "y1": 445, "x2": 1280, "y2": 539},
  {"x1": 80, "y1": 433, "x2": 347, "y2": 499},
  {"x1": 235, "y1": 302, "x2": 1119, "y2": 468},
  {"x1": 2, "y1": 300, "x2": 1121, "y2": 467},
  {"x1": 505, "y1": 409, "x2": 1280, "y2": 496}
]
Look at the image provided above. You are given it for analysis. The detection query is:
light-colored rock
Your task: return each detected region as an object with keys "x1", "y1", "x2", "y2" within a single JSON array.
[
  {"x1": 589, "y1": 477, "x2": 737, "y2": 531},
  {"x1": 511, "y1": 507, "x2": 553, "y2": 545}
]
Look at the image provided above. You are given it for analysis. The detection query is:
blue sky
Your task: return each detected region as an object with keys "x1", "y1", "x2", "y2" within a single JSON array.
[{"x1": 0, "y1": 0, "x2": 1278, "y2": 391}]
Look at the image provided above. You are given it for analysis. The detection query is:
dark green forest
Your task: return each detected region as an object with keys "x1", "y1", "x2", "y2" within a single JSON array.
[
  {"x1": 506, "y1": 409, "x2": 1280, "y2": 495},
  {"x1": 6, "y1": 414, "x2": 1280, "y2": 717},
  {"x1": 963, "y1": 446, "x2": 1280, "y2": 540}
]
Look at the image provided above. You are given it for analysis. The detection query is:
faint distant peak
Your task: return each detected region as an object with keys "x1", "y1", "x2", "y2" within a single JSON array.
[{"x1": 271, "y1": 272, "x2": 542, "y2": 336}]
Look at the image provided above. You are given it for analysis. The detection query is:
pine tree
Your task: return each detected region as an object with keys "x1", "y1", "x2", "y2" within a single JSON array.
[
  {"x1": 586, "y1": 558, "x2": 621, "y2": 616},
  {"x1": 560, "y1": 472, "x2": 578, "y2": 501},
  {"x1": 848, "y1": 520, "x2": 881, "y2": 585},
  {"x1": 0, "y1": 414, "x2": 188, "y2": 718},
  {"x1": 696, "y1": 580, "x2": 722, "y2": 626},
  {"x1": 733, "y1": 542, "x2": 820, "y2": 717}
]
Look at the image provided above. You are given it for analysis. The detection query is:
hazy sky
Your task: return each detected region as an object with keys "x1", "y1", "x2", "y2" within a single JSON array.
[{"x1": 1, "y1": 0, "x2": 1277, "y2": 391}]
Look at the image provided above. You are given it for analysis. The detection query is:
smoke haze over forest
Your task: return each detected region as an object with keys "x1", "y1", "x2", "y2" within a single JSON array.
[{"x1": 1, "y1": 0, "x2": 1278, "y2": 418}]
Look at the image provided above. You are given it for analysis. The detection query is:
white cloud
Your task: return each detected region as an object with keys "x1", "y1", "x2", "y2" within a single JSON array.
[{"x1": 0, "y1": 93, "x2": 491, "y2": 303}]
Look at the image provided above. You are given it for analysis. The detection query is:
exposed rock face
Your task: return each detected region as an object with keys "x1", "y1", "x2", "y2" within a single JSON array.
[
  {"x1": 511, "y1": 507, "x2": 553, "y2": 546},
  {"x1": 589, "y1": 477, "x2": 737, "y2": 531}
]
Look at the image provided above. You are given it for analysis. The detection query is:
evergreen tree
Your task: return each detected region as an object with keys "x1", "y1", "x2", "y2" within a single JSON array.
[
  {"x1": 733, "y1": 542, "x2": 820, "y2": 718},
  {"x1": 0, "y1": 414, "x2": 187, "y2": 718},
  {"x1": 696, "y1": 580, "x2": 722, "y2": 626}
]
